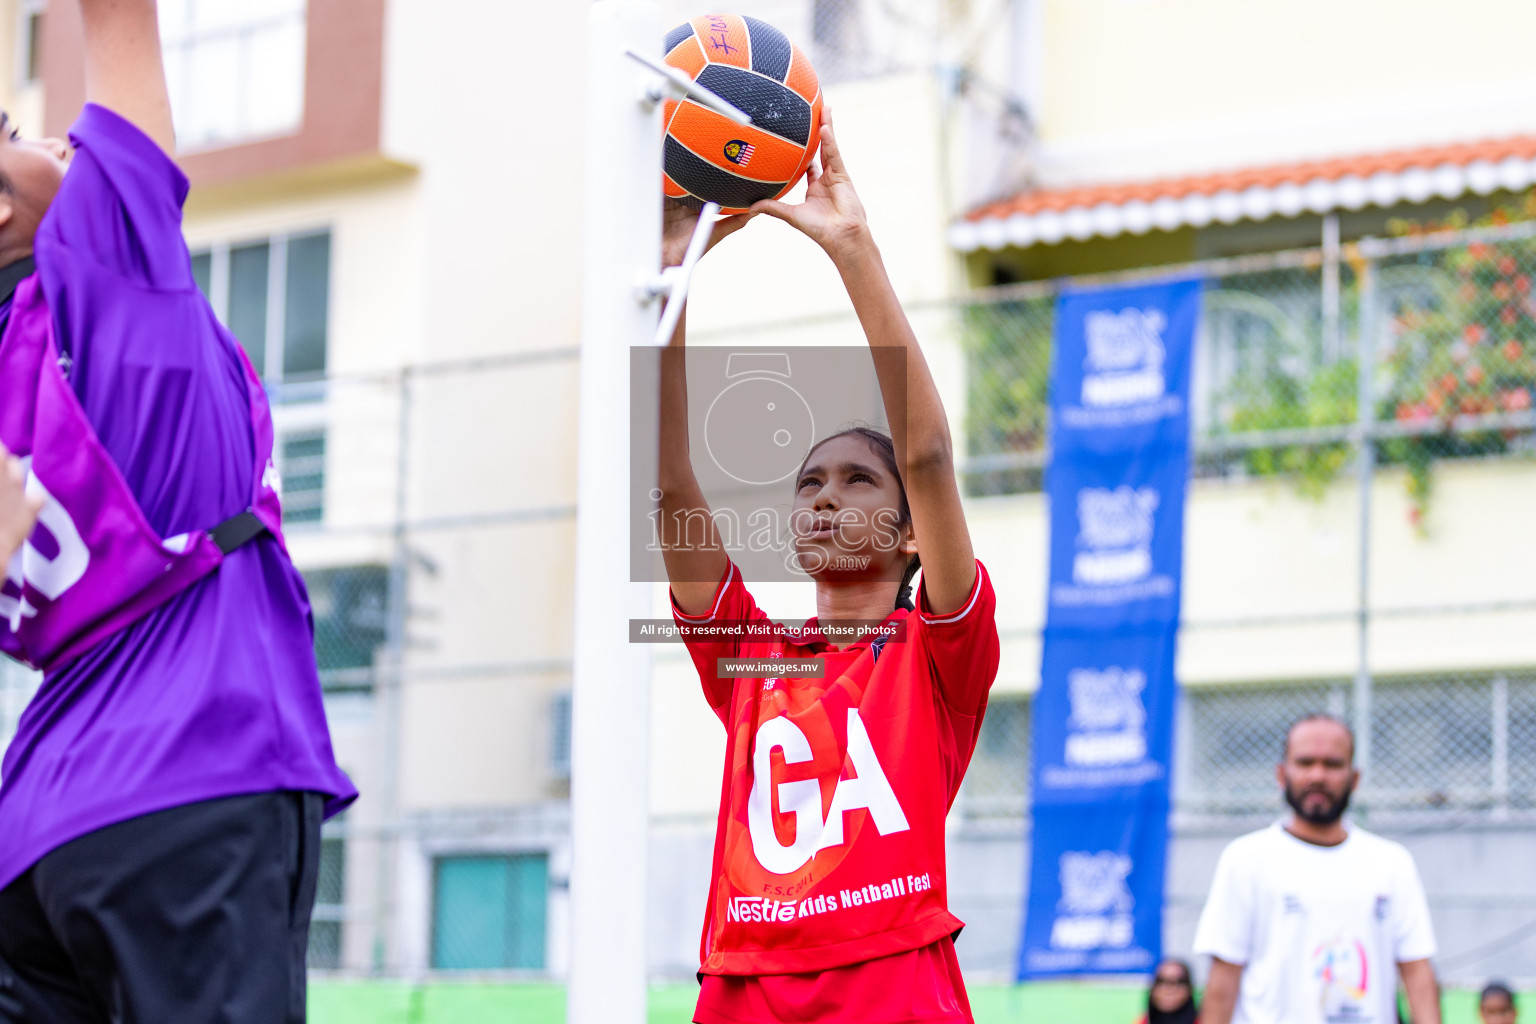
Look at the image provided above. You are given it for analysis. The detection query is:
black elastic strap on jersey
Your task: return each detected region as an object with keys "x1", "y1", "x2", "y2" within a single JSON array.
[
  {"x1": 0, "y1": 256, "x2": 36, "y2": 305},
  {"x1": 210, "y1": 510, "x2": 267, "y2": 556}
]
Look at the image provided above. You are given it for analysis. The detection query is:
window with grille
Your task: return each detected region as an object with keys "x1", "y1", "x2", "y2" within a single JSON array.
[
  {"x1": 549, "y1": 692, "x2": 572, "y2": 781},
  {"x1": 300, "y1": 565, "x2": 388, "y2": 691},
  {"x1": 280, "y1": 430, "x2": 325, "y2": 524},
  {"x1": 306, "y1": 832, "x2": 346, "y2": 968},
  {"x1": 191, "y1": 230, "x2": 331, "y2": 525},
  {"x1": 951, "y1": 674, "x2": 1536, "y2": 821},
  {"x1": 0, "y1": 660, "x2": 41, "y2": 775},
  {"x1": 1182, "y1": 680, "x2": 1351, "y2": 813},
  {"x1": 431, "y1": 854, "x2": 548, "y2": 971},
  {"x1": 959, "y1": 696, "x2": 1031, "y2": 819},
  {"x1": 1181, "y1": 673, "x2": 1536, "y2": 814}
]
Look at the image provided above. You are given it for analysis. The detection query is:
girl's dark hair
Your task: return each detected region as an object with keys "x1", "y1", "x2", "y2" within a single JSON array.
[
  {"x1": 798, "y1": 426, "x2": 920, "y2": 611},
  {"x1": 1481, "y1": 982, "x2": 1516, "y2": 1004}
]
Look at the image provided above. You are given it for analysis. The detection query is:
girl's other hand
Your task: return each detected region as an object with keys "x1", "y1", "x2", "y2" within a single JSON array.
[
  {"x1": 750, "y1": 110, "x2": 870, "y2": 262},
  {"x1": 0, "y1": 445, "x2": 41, "y2": 559},
  {"x1": 662, "y1": 199, "x2": 756, "y2": 268}
]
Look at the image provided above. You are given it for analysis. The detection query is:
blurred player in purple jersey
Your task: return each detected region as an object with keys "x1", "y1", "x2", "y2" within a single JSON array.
[{"x1": 0, "y1": 2, "x2": 355, "y2": 1022}]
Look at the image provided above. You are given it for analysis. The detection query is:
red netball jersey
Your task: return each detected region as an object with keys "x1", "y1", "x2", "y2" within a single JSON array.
[{"x1": 673, "y1": 561, "x2": 999, "y2": 978}]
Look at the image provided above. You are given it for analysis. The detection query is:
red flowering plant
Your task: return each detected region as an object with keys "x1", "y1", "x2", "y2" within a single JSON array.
[{"x1": 1378, "y1": 196, "x2": 1536, "y2": 530}]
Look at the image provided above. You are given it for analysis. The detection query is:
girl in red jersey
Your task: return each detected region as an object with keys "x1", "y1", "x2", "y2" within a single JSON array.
[{"x1": 658, "y1": 111, "x2": 1000, "y2": 1024}]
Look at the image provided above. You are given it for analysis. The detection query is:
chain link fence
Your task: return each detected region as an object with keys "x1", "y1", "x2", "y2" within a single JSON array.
[
  {"x1": 965, "y1": 672, "x2": 1536, "y2": 822},
  {"x1": 951, "y1": 218, "x2": 1536, "y2": 858},
  {"x1": 3, "y1": 218, "x2": 1536, "y2": 983}
]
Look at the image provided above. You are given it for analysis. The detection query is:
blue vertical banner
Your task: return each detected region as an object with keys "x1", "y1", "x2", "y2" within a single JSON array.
[{"x1": 1018, "y1": 277, "x2": 1203, "y2": 980}]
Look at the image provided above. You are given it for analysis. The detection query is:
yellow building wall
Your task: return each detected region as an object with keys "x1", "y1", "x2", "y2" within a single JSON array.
[{"x1": 1034, "y1": 0, "x2": 1536, "y2": 185}]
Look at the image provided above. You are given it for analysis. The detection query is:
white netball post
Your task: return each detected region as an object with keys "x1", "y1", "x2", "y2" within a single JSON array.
[{"x1": 569, "y1": 5, "x2": 745, "y2": 1024}]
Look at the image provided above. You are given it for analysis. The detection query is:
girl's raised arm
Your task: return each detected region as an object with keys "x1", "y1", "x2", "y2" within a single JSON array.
[
  {"x1": 752, "y1": 114, "x2": 977, "y2": 615},
  {"x1": 78, "y1": 0, "x2": 177, "y2": 155},
  {"x1": 656, "y1": 203, "x2": 752, "y2": 614}
]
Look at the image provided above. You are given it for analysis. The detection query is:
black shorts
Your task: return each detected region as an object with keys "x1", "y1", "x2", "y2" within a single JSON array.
[{"x1": 0, "y1": 791, "x2": 323, "y2": 1024}]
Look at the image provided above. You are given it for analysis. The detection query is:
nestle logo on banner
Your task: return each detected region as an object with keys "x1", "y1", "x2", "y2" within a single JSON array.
[
  {"x1": 1081, "y1": 308, "x2": 1167, "y2": 408},
  {"x1": 1066, "y1": 667, "x2": 1148, "y2": 766},
  {"x1": 1051, "y1": 851, "x2": 1135, "y2": 950},
  {"x1": 1074, "y1": 486, "x2": 1158, "y2": 586}
]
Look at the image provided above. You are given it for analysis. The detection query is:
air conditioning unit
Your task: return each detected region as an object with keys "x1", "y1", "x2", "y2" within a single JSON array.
[{"x1": 548, "y1": 692, "x2": 573, "y2": 781}]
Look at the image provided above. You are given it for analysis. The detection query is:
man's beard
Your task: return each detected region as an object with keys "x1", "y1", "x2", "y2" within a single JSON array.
[{"x1": 1284, "y1": 778, "x2": 1353, "y2": 826}]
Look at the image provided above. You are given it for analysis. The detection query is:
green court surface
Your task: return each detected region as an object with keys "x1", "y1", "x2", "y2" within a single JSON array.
[{"x1": 309, "y1": 979, "x2": 1516, "y2": 1023}]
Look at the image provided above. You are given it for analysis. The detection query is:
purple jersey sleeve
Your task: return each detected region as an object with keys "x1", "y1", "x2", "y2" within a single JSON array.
[{"x1": 44, "y1": 104, "x2": 193, "y2": 290}]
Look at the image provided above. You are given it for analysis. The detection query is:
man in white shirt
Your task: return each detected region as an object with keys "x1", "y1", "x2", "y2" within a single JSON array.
[{"x1": 1193, "y1": 714, "x2": 1440, "y2": 1024}]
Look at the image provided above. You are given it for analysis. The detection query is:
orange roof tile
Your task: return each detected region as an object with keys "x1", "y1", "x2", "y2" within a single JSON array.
[{"x1": 965, "y1": 134, "x2": 1536, "y2": 222}]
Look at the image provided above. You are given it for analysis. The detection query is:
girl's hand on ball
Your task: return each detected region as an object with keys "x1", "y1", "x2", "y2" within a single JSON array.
[
  {"x1": 662, "y1": 199, "x2": 756, "y2": 268},
  {"x1": 750, "y1": 111, "x2": 871, "y2": 263}
]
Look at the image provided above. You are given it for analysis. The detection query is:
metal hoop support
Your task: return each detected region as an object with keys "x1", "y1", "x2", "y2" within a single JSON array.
[
  {"x1": 625, "y1": 48, "x2": 751, "y2": 125},
  {"x1": 623, "y1": 48, "x2": 749, "y2": 345},
  {"x1": 648, "y1": 200, "x2": 722, "y2": 345}
]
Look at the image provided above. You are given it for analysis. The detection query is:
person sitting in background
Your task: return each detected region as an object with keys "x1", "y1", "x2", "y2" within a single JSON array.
[
  {"x1": 1138, "y1": 958, "x2": 1199, "y2": 1024},
  {"x1": 0, "y1": 443, "x2": 39, "y2": 561},
  {"x1": 1480, "y1": 982, "x2": 1518, "y2": 1024}
]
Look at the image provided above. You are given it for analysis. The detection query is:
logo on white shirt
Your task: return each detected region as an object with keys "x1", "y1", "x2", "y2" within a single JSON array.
[{"x1": 1312, "y1": 933, "x2": 1371, "y2": 1023}]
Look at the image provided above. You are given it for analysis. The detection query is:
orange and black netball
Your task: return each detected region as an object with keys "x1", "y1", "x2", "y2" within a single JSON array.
[{"x1": 662, "y1": 14, "x2": 823, "y2": 215}]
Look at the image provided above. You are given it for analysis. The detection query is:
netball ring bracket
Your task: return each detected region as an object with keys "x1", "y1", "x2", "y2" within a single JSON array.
[{"x1": 625, "y1": 48, "x2": 750, "y2": 346}]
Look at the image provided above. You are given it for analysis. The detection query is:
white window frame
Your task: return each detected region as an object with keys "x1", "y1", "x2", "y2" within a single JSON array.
[
  {"x1": 191, "y1": 227, "x2": 331, "y2": 525},
  {"x1": 548, "y1": 692, "x2": 572, "y2": 781},
  {"x1": 194, "y1": 228, "x2": 329, "y2": 383},
  {"x1": 276, "y1": 424, "x2": 326, "y2": 524},
  {"x1": 15, "y1": 0, "x2": 44, "y2": 89},
  {"x1": 160, "y1": 0, "x2": 307, "y2": 148}
]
